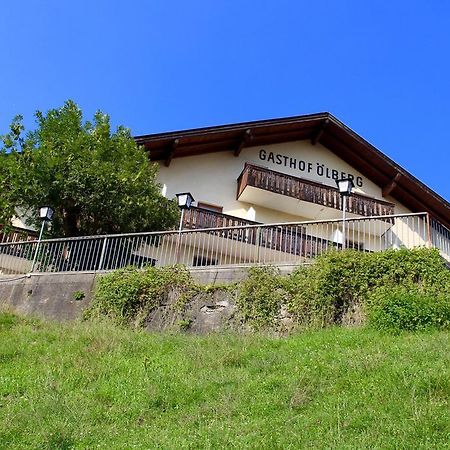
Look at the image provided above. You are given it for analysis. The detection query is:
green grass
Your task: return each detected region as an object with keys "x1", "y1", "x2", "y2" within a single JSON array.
[{"x1": 1, "y1": 313, "x2": 449, "y2": 449}]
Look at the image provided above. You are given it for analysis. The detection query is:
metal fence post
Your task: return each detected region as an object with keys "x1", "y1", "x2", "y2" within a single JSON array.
[
  {"x1": 97, "y1": 237, "x2": 108, "y2": 271},
  {"x1": 425, "y1": 213, "x2": 432, "y2": 248},
  {"x1": 255, "y1": 227, "x2": 261, "y2": 264}
]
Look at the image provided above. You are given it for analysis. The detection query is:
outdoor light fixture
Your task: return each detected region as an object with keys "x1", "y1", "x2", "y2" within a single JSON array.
[
  {"x1": 176, "y1": 192, "x2": 195, "y2": 233},
  {"x1": 335, "y1": 178, "x2": 354, "y2": 196},
  {"x1": 335, "y1": 178, "x2": 354, "y2": 249},
  {"x1": 39, "y1": 206, "x2": 54, "y2": 221},
  {"x1": 31, "y1": 206, "x2": 54, "y2": 272},
  {"x1": 175, "y1": 192, "x2": 195, "y2": 262},
  {"x1": 176, "y1": 192, "x2": 195, "y2": 210}
]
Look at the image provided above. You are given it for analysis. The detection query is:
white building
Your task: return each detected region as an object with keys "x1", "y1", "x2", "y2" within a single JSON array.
[{"x1": 131, "y1": 113, "x2": 450, "y2": 266}]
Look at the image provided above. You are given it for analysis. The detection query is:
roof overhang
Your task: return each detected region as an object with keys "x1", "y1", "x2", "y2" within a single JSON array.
[{"x1": 135, "y1": 113, "x2": 450, "y2": 229}]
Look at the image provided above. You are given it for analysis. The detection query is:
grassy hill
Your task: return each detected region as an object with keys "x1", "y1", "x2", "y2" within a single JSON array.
[{"x1": 1, "y1": 312, "x2": 449, "y2": 449}]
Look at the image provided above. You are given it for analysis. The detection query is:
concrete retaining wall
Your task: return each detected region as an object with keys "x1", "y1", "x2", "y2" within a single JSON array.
[
  {"x1": 0, "y1": 265, "x2": 298, "y2": 325},
  {"x1": 189, "y1": 264, "x2": 297, "y2": 285},
  {"x1": 0, "y1": 273, "x2": 96, "y2": 321}
]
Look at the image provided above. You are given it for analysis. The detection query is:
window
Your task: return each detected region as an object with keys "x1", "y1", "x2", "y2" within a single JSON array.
[{"x1": 197, "y1": 202, "x2": 223, "y2": 213}]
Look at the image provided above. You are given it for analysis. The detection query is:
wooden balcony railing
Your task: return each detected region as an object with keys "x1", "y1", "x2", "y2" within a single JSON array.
[
  {"x1": 237, "y1": 163, "x2": 395, "y2": 217},
  {"x1": 0, "y1": 225, "x2": 38, "y2": 243},
  {"x1": 183, "y1": 206, "x2": 259, "y2": 230},
  {"x1": 182, "y1": 207, "x2": 359, "y2": 259}
]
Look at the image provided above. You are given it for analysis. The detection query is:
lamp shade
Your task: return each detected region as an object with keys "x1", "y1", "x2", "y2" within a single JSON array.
[
  {"x1": 176, "y1": 192, "x2": 195, "y2": 210},
  {"x1": 39, "y1": 206, "x2": 54, "y2": 221},
  {"x1": 335, "y1": 178, "x2": 354, "y2": 196}
]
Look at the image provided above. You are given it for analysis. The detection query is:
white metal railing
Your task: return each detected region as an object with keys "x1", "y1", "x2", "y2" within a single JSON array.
[
  {"x1": 429, "y1": 216, "x2": 450, "y2": 261},
  {"x1": 0, "y1": 212, "x2": 448, "y2": 275}
]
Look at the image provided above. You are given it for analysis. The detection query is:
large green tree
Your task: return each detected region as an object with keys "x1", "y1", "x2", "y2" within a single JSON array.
[{"x1": 0, "y1": 100, "x2": 179, "y2": 237}]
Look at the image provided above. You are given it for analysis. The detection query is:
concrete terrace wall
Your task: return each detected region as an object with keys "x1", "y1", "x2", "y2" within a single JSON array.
[
  {"x1": 0, "y1": 266, "x2": 297, "y2": 323},
  {"x1": 0, "y1": 273, "x2": 96, "y2": 321}
]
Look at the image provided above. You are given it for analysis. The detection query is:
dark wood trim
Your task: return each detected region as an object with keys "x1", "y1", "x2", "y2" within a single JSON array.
[
  {"x1": 0, "y1": 225, "x2": 38, "y2": 243},
  {"x1": 164, "y1": 139, "x2": 179, "y2": 167},
  {"x1": 234, "y1": 129, "x2": 253, "y2": 157},
  {"x1": 135, "y1": 112, "x2": 327, "y2": 143},
  {"x1": 382, "y1": 173, "x2": 401, "y2": 198},
  {"x1": 311, "y1": 119, "x2": 329, "y2": 145},
  {"x1": 319, "y1": 131, "x2": 391, "y2": 186},
  {"x1": 183, "y1": 206, "x2": 259, "y2": 229}
]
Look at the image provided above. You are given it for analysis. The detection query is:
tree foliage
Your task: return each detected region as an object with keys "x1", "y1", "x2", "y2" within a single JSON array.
[{"x1": 0, "y1": 100, "x2": 179, "y2": 237}]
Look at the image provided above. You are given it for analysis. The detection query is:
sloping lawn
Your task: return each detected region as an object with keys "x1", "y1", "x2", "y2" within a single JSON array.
[{"x1": 0, "y1": 313, "x2": 449, "y2": 449}]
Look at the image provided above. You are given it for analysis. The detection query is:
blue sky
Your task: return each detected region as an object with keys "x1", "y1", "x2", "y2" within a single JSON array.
[{"x1": 1, "y1": 1, "x2": 450, "y2": 198}]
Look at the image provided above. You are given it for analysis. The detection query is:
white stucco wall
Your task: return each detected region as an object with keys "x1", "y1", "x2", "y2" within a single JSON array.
[
  {"x1": 11, "y1": 208, "x2": 35, "y2": 231},
  {"x1": 157, "y1": 140, "x2": 412, "y2": 224}
]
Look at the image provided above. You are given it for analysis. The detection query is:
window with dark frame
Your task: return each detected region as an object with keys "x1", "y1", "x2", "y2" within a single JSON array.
[{"x1": 197, "y1": 202, "x2": 223, "y2": 213}]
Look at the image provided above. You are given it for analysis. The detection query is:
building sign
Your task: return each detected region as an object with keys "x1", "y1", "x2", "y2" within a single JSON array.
[{"x1": 258, "y1": 149, "x2": 363, "y2": 187}]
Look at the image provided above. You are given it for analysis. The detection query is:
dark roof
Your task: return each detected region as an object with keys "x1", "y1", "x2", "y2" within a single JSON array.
[{"x1": 135, "y1": 113, "x2": 450, "y2": 228}]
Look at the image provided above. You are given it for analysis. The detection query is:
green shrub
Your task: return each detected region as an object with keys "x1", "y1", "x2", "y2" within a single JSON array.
[
  {"x1": 236, "y1": 266, "x2": 285, "y2": 330},
  {"x1": 177, "y1": 318, "x2": 193, "y2": 331},
  {"x1": 285, "y1": 248, "x2": 450, "y2": 328},
  {"x1": 85, "y1": 265, "x2": 196, "y2": 327},
  {"x1": 364, "y1": 247, "x2": 450, "y2": 287},
  {"x1": 287, "y1": 250, "x2": 369, "y2": 327},
  {"x1": 367, "y1": 285, "x2": 450, "y2": 332},
  {"x1": 72, "y1": 290, "x2": 85, "y2": 301}
]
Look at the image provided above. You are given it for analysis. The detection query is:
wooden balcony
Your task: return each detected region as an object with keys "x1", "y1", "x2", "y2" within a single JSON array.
[
  {"x1": 0, "y1": 226, "x2": 38, "y2": 243},
  {"x1": 181, "y1": 207, "x2": 358, "y2": 261},
  {"x1": 183, "y1": 206, "x2": 259, "y2": 230},
  {"x1": 237, "y1": 163, "x2": 395, "y2": 217}
]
